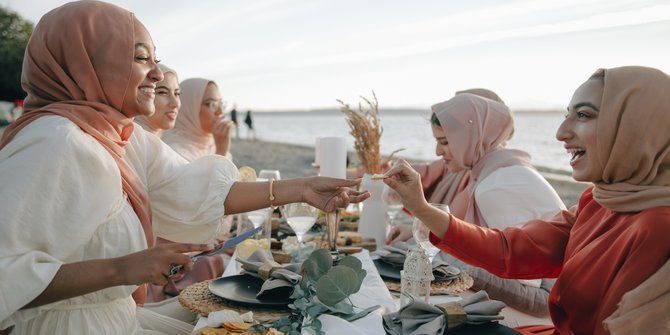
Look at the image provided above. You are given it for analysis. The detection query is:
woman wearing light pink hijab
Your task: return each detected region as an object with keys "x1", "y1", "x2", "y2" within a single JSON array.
[
  {"x1": 0, "y1": 1, "x2": 368, "y2": 333},
  {"x1": 135, "y1": 64, "x2": 181, "y2": 137},
  {"x1": 162, "y1": 78, "x2": 234, "y2": 162}
]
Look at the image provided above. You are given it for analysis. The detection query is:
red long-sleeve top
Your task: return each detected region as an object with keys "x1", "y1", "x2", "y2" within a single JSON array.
[{"x1": 430, "y1": 188, "x2": 670, "y2": 335}]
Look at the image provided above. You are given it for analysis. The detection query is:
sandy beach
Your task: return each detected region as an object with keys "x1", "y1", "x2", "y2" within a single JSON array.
[{"x1": 230, "y1": 138, "x2": 590, "y2": 208}]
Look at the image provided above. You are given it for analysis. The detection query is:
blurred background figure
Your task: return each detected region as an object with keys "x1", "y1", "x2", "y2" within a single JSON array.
[{"x1": 244, "y1": 109, "x2": 256, "y2": 140}]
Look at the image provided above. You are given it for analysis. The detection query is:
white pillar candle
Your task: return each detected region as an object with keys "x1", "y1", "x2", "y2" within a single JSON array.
[
  {"x1": 314, "y1": 137, "x2": 322, "y2": 167},
  {"x1": 318, "y1": 136, "x2": 347, "y2": 179}
]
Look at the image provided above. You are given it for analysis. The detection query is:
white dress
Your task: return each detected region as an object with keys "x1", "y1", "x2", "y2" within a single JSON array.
[{"x1": 0, "y1": 116, "x2": 239, "y2": 334}]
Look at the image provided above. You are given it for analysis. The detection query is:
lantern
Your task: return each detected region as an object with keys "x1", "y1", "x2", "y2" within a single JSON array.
[{"x1": 400, "y1": 245, "x2": 434, "y2": 307}]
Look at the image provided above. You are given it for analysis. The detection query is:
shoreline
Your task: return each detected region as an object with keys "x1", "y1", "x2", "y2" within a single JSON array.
[{"x1": 230, "y1": 138, "x2": 589, "y2": 207}]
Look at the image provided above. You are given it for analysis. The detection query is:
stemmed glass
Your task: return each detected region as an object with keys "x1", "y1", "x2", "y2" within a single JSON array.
[
  {"x1": 412, "y1": 203, "x2": 449, "y2": 266},
  {"x1": 282, "y1": 202, "x2": 319, "y2": 261},
  {"x1": 258, "y1": 169, "x2": 281, "y2": 182},
  {"x1": 245, "y1": 207, "x2": 271, "y2": 240},
  {"x1": 381, "y1": 184, "x2": 403, "y2": 237}
]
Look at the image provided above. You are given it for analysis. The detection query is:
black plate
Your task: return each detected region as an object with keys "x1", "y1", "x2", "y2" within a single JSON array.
[
  {"x1": 209, "y1": 274, "x2": 292, "y2": 308},
  {"x1": 374, "y1": 259, "x2": 402, "y2": 281}
]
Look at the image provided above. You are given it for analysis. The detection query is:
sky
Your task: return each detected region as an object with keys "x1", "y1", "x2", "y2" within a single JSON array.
[{"x1": 3, "y1": 0, "x2": 670, "y2": 111}]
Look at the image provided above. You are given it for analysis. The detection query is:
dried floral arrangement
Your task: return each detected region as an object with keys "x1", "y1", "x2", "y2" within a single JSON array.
[{"x1": 338, "y1": 92, "x2": 383, "y2": 174}]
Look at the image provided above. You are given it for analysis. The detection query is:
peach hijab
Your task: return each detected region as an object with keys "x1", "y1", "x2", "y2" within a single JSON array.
[
  {"x1": 433, "y1": 94, "x2": 531, "y2": 227},
  {"x1": 0, "y1": 2, "x2": 153, "y2": 247},
  {"x1": 162, "y1": 78, "x2": 217, "y2": 159},
  {"x1": 591, "y1": 66, "x2": 670, "y2": 211}
]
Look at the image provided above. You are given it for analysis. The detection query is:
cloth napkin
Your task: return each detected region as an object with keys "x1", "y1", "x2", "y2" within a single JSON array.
[
  {"x1": 382, "y1": 290, "x2": 506, "y2": 334},
  {"x1": 237, "y1": 249, "x2": 302, "y2": 300},
  {"x1": 377, "y1": 242, "x2": 461, "y2": 281}
]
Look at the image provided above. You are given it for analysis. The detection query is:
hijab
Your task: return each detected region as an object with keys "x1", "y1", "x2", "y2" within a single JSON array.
[
  {"x1": 0, "y1": 0, "x2": 153, "y2": 304},
  {"x1": 135, "y1": 63, "x2": 179, "y2": 136},
  {"x1": 421, "y1": 89, "x2": 505, "y2": 205},
  {"x1": 591, "y1": 66, "x2": 670, "y2": 211},
  {"x1": 433, "y1": 94, "x2": 531, "y2": 227},
  {"x1": 162, "y1": 78, "x2": 217, "y2": 161}
]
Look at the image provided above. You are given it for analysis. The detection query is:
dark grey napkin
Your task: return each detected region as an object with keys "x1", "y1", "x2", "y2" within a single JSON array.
[
  {"x1": 383, "y1": 291, "x2": 506, "y2": 334},
  {"x1": 237, "y1": 249, "x2": 302, "y2": 300},
  {"x1": 378, "y1": 242, "x2": 461, "y2": 281}
]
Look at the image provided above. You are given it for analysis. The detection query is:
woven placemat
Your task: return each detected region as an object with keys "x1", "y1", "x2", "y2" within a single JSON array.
[
  {"x1": 383, "y1": 271, "x2": 474, "y2": 295},
  {"x1": 178, "y1": 280, "x2": 289, "y2": 323}
]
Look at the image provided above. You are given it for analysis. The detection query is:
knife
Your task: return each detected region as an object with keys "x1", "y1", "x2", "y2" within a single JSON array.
[{"x1": 168, "y1": 225, "x2": 263, "y2": 277}]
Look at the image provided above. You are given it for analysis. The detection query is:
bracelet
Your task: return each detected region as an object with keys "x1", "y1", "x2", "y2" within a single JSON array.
[{"x1": 269, "y1": 179, "x2": 278, "y2": 209}]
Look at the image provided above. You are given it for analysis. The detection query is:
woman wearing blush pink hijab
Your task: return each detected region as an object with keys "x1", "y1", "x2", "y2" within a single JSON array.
[
  {"x1": 0, "y1": 1, "x2": 368, "y2": 333},
  {"x1": 162, "y1": 78, "x2": 235, "y2": 162},
  {"x1": 135, "y1": 64, "x2": 180, "y2": 137}
]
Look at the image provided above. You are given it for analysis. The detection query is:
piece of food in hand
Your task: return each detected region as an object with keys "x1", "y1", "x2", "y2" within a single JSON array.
[
  {"x1": 238, "y1": 166, "x2": 257, "y2": 182},
  {"x1": 369, "y1": 173, "x2": 388, "y2": 181}
]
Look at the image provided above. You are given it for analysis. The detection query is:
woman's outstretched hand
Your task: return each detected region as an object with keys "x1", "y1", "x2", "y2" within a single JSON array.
[
  {"x1": 383, "y1": 159, "x2": 429, "y2": 214},
  {"x1": 303, "y1": 176, "x2": 370, "y2": 212}
]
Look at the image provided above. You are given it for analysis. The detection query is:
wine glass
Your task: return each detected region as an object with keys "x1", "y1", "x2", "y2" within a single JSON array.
[
  {"x1": 381, "y1": 184, "x2": 403, "y2": 236},
  {"x1": 282, "y1": 202, "x2": 319, "y2": 261},
  {"x1": 258, "y1": 169, "x2": 281, "y2": 182},
  {"x1": 245, "y1": 207, "x2": 271, "y2": 239},
  {"x1": 412, "y1": 203, "x2": 449, "y2": 266}
]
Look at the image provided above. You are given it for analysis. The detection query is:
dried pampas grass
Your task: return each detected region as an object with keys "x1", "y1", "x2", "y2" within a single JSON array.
[{"x1": 338, "y1": 92, "x2": 383, "y2": 174}]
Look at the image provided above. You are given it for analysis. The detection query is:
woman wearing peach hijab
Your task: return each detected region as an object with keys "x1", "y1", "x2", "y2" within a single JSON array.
[
  {"x1": 162, "y1": 78, "x2": 235, "y2": 162},
  {"x1": 385, "y1": 66, "x2": 670, "y2": 334},
  {"x1": 135, "y1": 64, "x2": 180, "y2": 137},
  {"x1": 0, "y1": 1, "x2": 367, "y2": 334}
]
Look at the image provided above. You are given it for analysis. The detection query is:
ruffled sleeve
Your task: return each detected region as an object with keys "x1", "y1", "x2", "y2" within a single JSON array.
[
  {"x1": 127, "y1": 127, "x2": 240, "y2": 243},
  {"x1": 0, "y1": 117, "x2": 123, "y2": 325}
]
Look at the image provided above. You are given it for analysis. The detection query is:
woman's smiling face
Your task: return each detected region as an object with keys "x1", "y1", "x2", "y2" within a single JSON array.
[
  {"x1": 556, "y1": 77, "x2": 604, "y2": 182},
  {"x1": 121, "y1": 20, "x2": 163, "y2": 118}
]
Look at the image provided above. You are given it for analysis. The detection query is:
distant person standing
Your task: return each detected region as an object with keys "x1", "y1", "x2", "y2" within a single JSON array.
[
  {"x1": 244, "y1": 110, "x2": 256, "y2": 140},
  {"x1": 230, "y1": 105, "x2": 240, "y2": 139}
]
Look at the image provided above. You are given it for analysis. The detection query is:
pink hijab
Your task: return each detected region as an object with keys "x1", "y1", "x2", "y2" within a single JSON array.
[
  {"x1": 433, "y1": 94, "x2": 531, "y2": 227},
  {"x1": 161, "y1": 78, "x2": 217, "y2": 160},
  {"x1": 419, "y1": 89, "x2": 505, "y2": 205},
  {"x1": 135, "y1": 63, "x2": 179, "y2": 136},
  {"x1": 591, "y1": 66, "x2": 670, "y2": 211},
  {"x1": 0, "y1": 0, "x2": 153, "y2": 304}
]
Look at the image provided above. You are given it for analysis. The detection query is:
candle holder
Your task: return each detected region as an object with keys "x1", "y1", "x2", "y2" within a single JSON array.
[
  {"x1": 325, "y1": 209, "x2": 340, "y2": 256},
  {"x1": 400, "y1": 245, "x2": 434, "y2": 307}
]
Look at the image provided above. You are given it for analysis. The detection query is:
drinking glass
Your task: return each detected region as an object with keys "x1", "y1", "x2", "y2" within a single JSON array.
[
  {"x1": 381, "y1": 184, "x2": 403, "y2": 236},
  {"x1": 258, "y1": 169, "x2": 281, "y2": 181},
  {"x1": 412, "y1": 203, "x2": 449, "y2": 265},
  {"x1": 245, "y1": 207, "x2": 271, "y2": 239},
  {"x1": 282, "y1": 202, "x2": 319, "y2": 261}
]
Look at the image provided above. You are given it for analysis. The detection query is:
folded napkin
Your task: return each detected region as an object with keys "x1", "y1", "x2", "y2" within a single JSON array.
[
  {"x1": 237, "y1": 249, "x2": 302, "y2": 300},
  {"x1": 382, "y1": 290, "x2": 506, "y2": 334},
  {"x1": 377, "y1": 242, "x2": 461, "y2": 281}
]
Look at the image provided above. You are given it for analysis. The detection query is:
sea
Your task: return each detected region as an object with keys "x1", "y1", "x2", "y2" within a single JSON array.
[{"x1": 248, "y1": 109, "x2": 571, "y2": 173}]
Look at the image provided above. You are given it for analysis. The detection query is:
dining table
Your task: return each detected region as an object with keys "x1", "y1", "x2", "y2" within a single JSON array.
[{"x1": 189, "y1": 249, "x2": 550, "y2": 335}]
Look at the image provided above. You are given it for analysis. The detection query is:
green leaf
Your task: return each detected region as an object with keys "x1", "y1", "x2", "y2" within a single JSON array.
[
  {"x1": 303, "y1": 248, "x2": 332, "y2": 282},
  {"x1": 320, "y1": 298, "x2": 354, "y2": 314},
  {"x1": 337, "y1": 256, "x2": 366, "y2": 292},
  {"x1": 316, "y1": 266, "x2": 360, "y2": 306}
]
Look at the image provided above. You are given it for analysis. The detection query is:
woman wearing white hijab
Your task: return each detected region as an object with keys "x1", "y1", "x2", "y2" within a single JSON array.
[{"x1": 162, "y1": 78, "x2": 234, "y2": 162}]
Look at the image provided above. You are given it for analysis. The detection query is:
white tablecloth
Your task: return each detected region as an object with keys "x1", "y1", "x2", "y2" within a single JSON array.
[{"x1": 191, "y1": 250, "x2": 551, "y2": 334}]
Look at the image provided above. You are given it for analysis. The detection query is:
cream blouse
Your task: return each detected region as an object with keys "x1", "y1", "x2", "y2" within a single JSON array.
[{"x1": 0, "y1": 116, "x2": 238, "y2": 334}]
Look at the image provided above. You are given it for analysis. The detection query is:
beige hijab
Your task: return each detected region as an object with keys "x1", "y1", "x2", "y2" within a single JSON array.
[
  {"x1": 0, "y1": 0, "x2": 153, "y2": 304},
  {"x1": 433, "y1": 94, "x2": 531, "y2": 227},
  {"x1": 135, "y1": 63, "x2": 179, "y2": 136},
  {"x1": 162, "y1": 78, "x2": 217, "y2": 160},
  {"x1": 590, "y1": 66, "x2": 670, "y2": 211}
]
